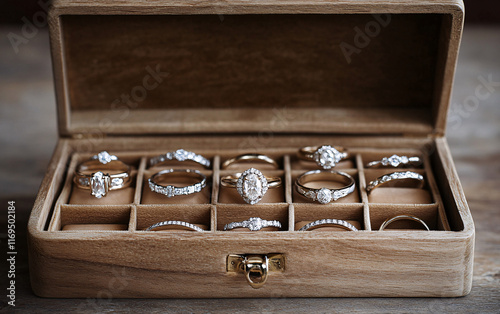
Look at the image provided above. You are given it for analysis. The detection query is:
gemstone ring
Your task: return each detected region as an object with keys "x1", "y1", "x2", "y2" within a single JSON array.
[
  {"x1": 220, "y1": 168, "x2": 282, "y2": 205},
  {"x1": 149, "y1": 169, "x2": 207, "y2": 198},
  {"x1": 366, "y1": 171, "x2": 424, "y2": 195},
  {"x1": 224, "y1": 217, "x2": 282, "y2": 231},
  {"x1": 298, "y1": 219, "x2": 358, "y2": 231},
  {"x1": 365, "y1": 155, "x2": 421, "y2": 168},
  {"x1": 144, "y1": 220, "x2": 206, "y2": 232},
  {"x1": 298, "y1": 145, "x2": 349, "y2": 169},
  {"x1": 295, "y1": 170, "x2": 355, "y2": 204},
  {"x1": 149, "y1": 149, "x2": 211, "y2": 168},
  {"x1": 74, "y1": 151, "x2": 132, "y2": 199}
]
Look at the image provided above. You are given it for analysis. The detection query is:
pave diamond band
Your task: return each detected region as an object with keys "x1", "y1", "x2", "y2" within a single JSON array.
[
  {"x1": 366, "y1": 155, "x2": 421, "y2": 168},
  {"x1": 144, "y1": 220, "x2": 206, "y2": 232},
  {"x1": 74, "y1": 152, "x2": 131, "y2": 198},
  {"x1": 366, "y1": 171, "x2": 424, "y2": 195},
  {"x1": 224, "y1": 217, "x2": 282, "y2": 231},
  {"x1": 298, "y1": 145, "x2": 349, "y2": 169},
  {"x1": 298, "y1": 219, "x2": 359, "y2": 231},
  {"x1": 149, "y1": 169, "x2": 207, "y2": 197},
  {"x1": 295, "y1": 170, "x2": 355, "y2": 204},
  {"x1": 221, "y1": 168, "x2": 282, "y2": 205},
  {"x1": 379, "y1": 215, "x2": 430, "y2": 231},
  {"x1": 149, "y1": 149, "x2": 211, "y2": 168}
]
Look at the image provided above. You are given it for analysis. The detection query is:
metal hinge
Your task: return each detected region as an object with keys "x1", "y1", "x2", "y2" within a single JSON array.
[{"x1": 227, "y1": 253, "x2": 285, "y2": 289}]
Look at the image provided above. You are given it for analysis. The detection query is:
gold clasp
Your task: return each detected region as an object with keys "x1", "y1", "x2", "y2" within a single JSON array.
[{"x1": 227, "y1": 253, "x2": 285, "y2": 289}]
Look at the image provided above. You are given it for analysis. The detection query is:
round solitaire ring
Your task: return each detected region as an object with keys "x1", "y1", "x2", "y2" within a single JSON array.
[
  {"x1": 221, "y1": 154, "x2": 278, "y2": 169},
  {"x1": 379, "y1": 215, "x2": 430, "y2": 231},
  {"x1": 220, "y1": 168, "x2": 282, "y2": 205},
  {"x1": 149, "y1": 149, "x2": 211, "y2": 168},
  {"x1": 144, "y1": 220, "x2": 206, "y2": 232},
  {"x1": 74, "y1": 151, "x2": 131, "y2": 198},
  {"x1": 366, "y1": 155, "x2": 421, "y2": 168},
  {"x1": 298, "y1": 219, "x2": 358, "y2": 231},
  {"x1": 298, "y1": 145, "x2": 349, "y2": 169},
  {"x1": 149, "y1": 169, "x2": 207, "y2": 197},
  {"x1": 224, "y1": 217, "x2": 282, "y2": 231},
  {"x1": 295, "y1": 170, "x2": 355, "y2": 204},
  {"x1": 366, "y1": 171, "x2": 424, "y2": 195}
]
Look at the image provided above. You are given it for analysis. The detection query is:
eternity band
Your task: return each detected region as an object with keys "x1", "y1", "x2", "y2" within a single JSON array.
[
  {"x1": 298, "y1": 219, "x2": 359, "y2": 231},
  {"x1": 144, "y1": 220, "x2": 206, "y2": 232},
  {"x1": 295, "y1": 170, "x2": 355, "y2": 204},
  {"x1": 149, "y1": 149, "x2": 210, "y2": 168},
  {"x1": 366, "y1": 171, "x2": 424, "y2": 195},
  {"x1": 298, "y1": 145, "x2": 349, "y2": 169},
  {"x1": 366, "y1": 155, "x2": 421, "y2": 168},
  {"x1": 149, "y1": 169, "x2": 206, "y2": 197},
  {"x1": 379, "y1": 215, "x2": 430, "y2": 231},
  {"x1": 221, "y1": 154, "x2": 278, "y2": 169},
  {"x1": 224, "y1": 217, "x2": 282, "y2": 231}
]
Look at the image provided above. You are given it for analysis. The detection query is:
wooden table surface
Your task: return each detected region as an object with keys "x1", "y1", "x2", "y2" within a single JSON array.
[{"x1": 0, "y1": 25, "x2": 499, "y2": 313}]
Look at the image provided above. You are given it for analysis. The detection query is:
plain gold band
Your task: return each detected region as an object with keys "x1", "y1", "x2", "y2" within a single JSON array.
[
  {"x1": 221, "y1": 154, "x2": 278, "y2": 169},
  {"x1": 221, "y1": 174, "x2": 282, "y2": 188},
  {"x1": 379, "y1": 215, "x2": 430, "y2": 231}
]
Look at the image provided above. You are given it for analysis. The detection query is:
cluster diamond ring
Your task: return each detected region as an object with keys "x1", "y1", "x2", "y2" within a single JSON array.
[
  {"x1": 298, "y1": 145, "x2": 349, "y2": 169},
  {"x1": 295, "y1": 170, "x2": 355, "y2": 204},
  {"x1": 379, "y1": 215, "x2": 430, "y2": 231},
  {"x1": 366, "y1": 171, "x2": 424, "y2": 195},
  {"x1": 366, "y1": 155, "x2": 421, "y2": 168},
  {"x1": 221, "y1": 154, "x2": 278, "y2": 169},
  {"x1": 149, "y1": 169, "x2": 207, "y2": 197},
  {"x1": 224, "y1": 217, "x2": 282, "y2": 231},
  {"x1": 149, "y1": 149, "x2": 211, "y2": 168},
  {"x1": 74, "y1": 151, "x2": 131, "y2": 198},
  {"x1": 221, "y1": 168, "x2": 282, "y2": 205},
  {"x1": 145, "y1": 220, "x2": 206, "y2": 232},
  {"x1": 298, "y1": 219, "x2": 358, "y2": 231}
]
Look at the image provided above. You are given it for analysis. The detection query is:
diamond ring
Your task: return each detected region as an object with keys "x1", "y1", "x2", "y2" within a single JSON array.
[
  {"x1": 298, "y1": 145, "x2": 349, "y2": 169},
  {"x1": 149, "y1": 169, "x2": 207, "y2": 197},
  {"x1": 366, "y1": 171, "x2": 424, "y2": 195},
  {"x1": 220, "y1": 168, "x2": 282, "y2": 205},
  {"x1": 74, "y1": 151, "x2": 132, "y2": 198},
  {"x1": 295, "y1": 170, "x2": 355, "y2": 204},
  {"x1": 224, "y1": 217, "x2": 282, "y2": 231},
  {"x1": 366, "y1": 155, "x2": 421, "y2": 168},
  {"x1": 144, "y1": 220, "x2": 206, "y2": 232},
  {"x1": 379, "y1": 215, "x2": 430, "y2": 231},
  {"x1": 149, "y1": 149, "x2": 211, "y2": 168},
  {"x1": 298, "y1": 219, "x2": 358, "y2": 231},
  {"x1": 221, "y1": 154, "x2": 278, "y2": 169}
]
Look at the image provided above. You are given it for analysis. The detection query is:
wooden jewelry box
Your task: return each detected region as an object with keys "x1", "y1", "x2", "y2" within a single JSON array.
[{"x1": 28, "y1": 0, "x2": 474, "y2": 297}]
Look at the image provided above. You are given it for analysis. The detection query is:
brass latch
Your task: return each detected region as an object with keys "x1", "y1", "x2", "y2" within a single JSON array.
[{"x1": 226, "y1": 253, "x2": 285, "y2": 289}]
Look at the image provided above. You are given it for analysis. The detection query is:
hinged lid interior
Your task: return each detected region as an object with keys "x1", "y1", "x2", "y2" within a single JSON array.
[{"x1": 49, "y1": 0, "x2": 463, "y2": 137}]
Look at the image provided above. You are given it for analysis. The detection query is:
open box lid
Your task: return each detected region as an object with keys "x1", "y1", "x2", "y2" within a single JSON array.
[{"x1": 48, "y1": 0, "x2": 464, "y2": 137}]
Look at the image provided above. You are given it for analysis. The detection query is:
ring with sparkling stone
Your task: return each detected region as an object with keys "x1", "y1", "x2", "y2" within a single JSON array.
[
  {"x1": 298, "y1": 145, "x2": 349, "y2": 169},
  {"x1": 220, "y1": 168, "x2": 282, "y2": 205},
  {"x1": 221, "y1": 154, "x2": 278, "y2": 169},
  {"x1": 224, "y1": 217, "x2": 282, "y2": 231},
  {"x1": 298, "y1": 219, "x2": 358, "y2": 231},
  {"x1": 365, "y1": 155, "x2": 421, "y2": 168},
  {"x1": 144, "y1": 220, "x2": 206, "y2": 232},
  {"x1": 366, "y1": 171, "x2": 424, "y2": 195},
  {"x1": 149, "y1": 149, "x2": 211, "y2": 168},
  {"x1": 149, "y1": 169, "x2": 207, "y2": 197},
  {"x1": 295, "y1": 170, "x2": 355, "y2": 204},
  {"x1": 379, "y1": 215, "x2": 430, "y2": 231},
  {"x1": 74, "y1": 152, "x2": 132, "y2": 199}
]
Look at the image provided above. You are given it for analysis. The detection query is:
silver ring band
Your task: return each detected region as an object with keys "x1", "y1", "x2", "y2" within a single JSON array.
[
  {"x1": 298, "y1": 219, "x2": 358, "y2": 231},
  {"x1": 366, "y1": 155, "x2": 421, "y2": 168},
  {"x1": 149, "y1": 149, "x2": 211, "y2": 168},
  {"x1": 149, "y1": 169, "x2": 207, "y2": 197},
  {"x1": 224, "y1": 217, "x2": 282, "y2": 231},
  {"x1": 366, "y1": 171, "x2": 424, "y2": 195},
  {"x1": 379, "y1": 215, "x2": 430, "y2": 231},
  {"x1": 295, "y1": 170, "x2": 355, "y2": 204},
  {"x1": 145, "y1": 220, "x2": 206, "y2": 232}
]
